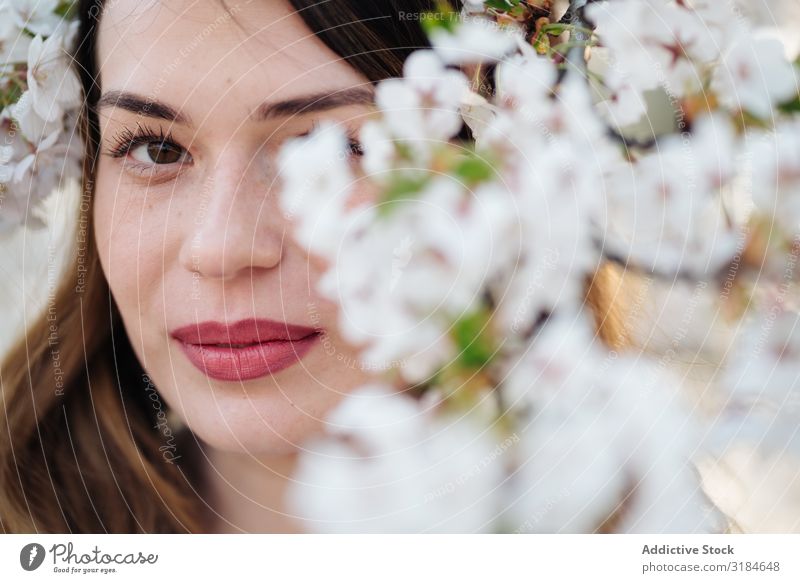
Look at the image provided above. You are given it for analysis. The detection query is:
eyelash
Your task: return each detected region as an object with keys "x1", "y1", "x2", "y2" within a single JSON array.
[
  {"x1": 347, "y1": 137, "x2": 364, "y2": 157},
  {"x1": 104, "y1": 121, "x2": 364, "y2": 178},
  {"x1": 104, "y1": 123, "x2": 187, "y2": 177},
  {"x1": 302, "y1": 121, "x2": 364, "y2": 157}
]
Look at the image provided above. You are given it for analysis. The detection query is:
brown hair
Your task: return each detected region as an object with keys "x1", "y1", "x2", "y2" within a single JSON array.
[{"x1": 0, "y1": 0, "x2": 629, "y2": 533}]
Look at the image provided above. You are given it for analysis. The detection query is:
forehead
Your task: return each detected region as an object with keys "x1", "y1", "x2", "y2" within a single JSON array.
[{"x1": 96, "y1": 0, "x2": 367, "y2": 118}]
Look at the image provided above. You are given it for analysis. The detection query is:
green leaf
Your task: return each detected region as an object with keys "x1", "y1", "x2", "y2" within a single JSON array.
[
  {"x1": 54, "y1": 1, "x2": 78, "y2": 19},
  {"x1": 420, "y1": 0, "x2": 460, "y2": 35},
  {"x1": 7, "y1": 83, "x2": 23, "y2": 105},
  {"x1": 484, "y1": 0, "x2": 520, "y2": 10},
  {"x1": 452, "y1": 307, "x2": 496, "y2": 369},
  {"x1": 454, "y1": 152, "x2": 496, "y2": 184},
  {"x1": 378, "y1": 173, "x2": 430, "y2": 216},
  {"x1": 0, "y1": 77, "x2": 25, "y2": 110},
  {"x1": 508, "y1": 5, "x2": 529, "y2": 19},
  {"x1": 778, "y1": 94, "x2": 800, "y2": 114},
  {"x1": 737, "y1": 108, "x2": 771, "y2": 129},
  {"x1": 540, "y1": 23, "x2": 571, "y2": 35}
]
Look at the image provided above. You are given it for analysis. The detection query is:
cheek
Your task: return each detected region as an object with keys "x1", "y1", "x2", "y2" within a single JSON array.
[{"x1": 92, "y1": 169, "x2": 171, "y2": 323}]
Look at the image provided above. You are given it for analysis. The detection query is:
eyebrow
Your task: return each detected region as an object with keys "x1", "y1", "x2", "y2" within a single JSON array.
[{"x1": 96, "y1": 87, "x2": 375, "y2": 125}]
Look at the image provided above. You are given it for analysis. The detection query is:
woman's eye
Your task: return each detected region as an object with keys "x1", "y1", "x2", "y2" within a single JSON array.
[
  {"x1": 294, "y1": 124, "x2": 364, "y2": 159},
  {"x1": 130, "y1": 141, "x2": 187, "y2": 165},
  {"x1": 104, "y1": 125, "x2": 191, "y2": 177},
  {"x1": 348, "y1": 139, "x2": 364, "y2": 157}
]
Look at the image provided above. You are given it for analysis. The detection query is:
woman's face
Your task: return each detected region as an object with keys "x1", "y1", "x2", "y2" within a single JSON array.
[{"x1": 93, "y1": 0, "x2": 377, "y2": 454}]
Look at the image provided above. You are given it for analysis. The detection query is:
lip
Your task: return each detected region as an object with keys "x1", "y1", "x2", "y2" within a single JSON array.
[{"x1": 170, "y1": 319, "x2": 321, "y2": 381}]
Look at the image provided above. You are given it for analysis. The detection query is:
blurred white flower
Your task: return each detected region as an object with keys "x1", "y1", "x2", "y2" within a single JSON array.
[
  {"x1": 275, "y1": 0, "x2": 800, "y2": 533},
  {"x1": 325, "y1": 383, "x2": 427, "y2": 448},
  {"x1": 711, "y1": 35, "x2": 798, "y2": 119},
  {"x1": 601, "y1": 115, "x2": 741, "y2": 277},
  {"x1": 723, "y1": 297, "x2": 800, "y2": 404},
  {"x1": 462, "y1": 0, "x2": 487, "y2": 14},
  {"x1": 287, "y1": 383, "x2": 508, "y2": 533},
  {"x1": 483, "y1": 76, "x2": 616, "y2": 334},
  {"x1": 358, "y1": 120, "x2": 396, "y2": 178},
  {"x1": 587, "y1": 0, "x2": 727, "y2": 98},
  {"x1": 495, "y1": 53, "x2": 558, "y2": 119},
  {"x1": 458, "y1": 90, "x2": 495, "y2": 141},
  {"x1": 8, "y1": 0, "x2": 62, "y2": 37},
  {"x1": 0, "y1": 6, "x2": 32, "y2": 68},
  {"x1": 691, "y1": 0, "x2": 750, "y2": 46},
  {"x1": 277, "y1": 121, "x2": 356, "y2": 254},
  {"x1": 25, "y1": 29, "x2": 82, "y2": 126},
  {"x1": 430, "y1": 15, "x2": 521, "y2": 65},
  {"x1": 595, "y1": 83, "x2": 648, "y2": 128},
  {"x1": 376, "y1": 49, "x2": 469, "y2": 146},
  {"x1": 748, "y1": 119, "x2": 800, "y2": 239},
  {"x1": 0, "y1": 115, "x2": 38, "y2": 232},
  {"x1": 501, "y1": 314, "x2": 724, "y2": 533},
  {"x1": 0, "y1": 111, "x2": 81, "y2": 232},
  {"x1": 317, "y1": 175, "x2": 517, "y2": 382},
  {"x1": 8, "y1": 88, "x2": 62, "y2": 143},
  {"x1": 712, "y1": 293, "x2": 800, "y2": 456},
  {"x1": 728, "y1": 0, "x2": 800, "y2": 59}
]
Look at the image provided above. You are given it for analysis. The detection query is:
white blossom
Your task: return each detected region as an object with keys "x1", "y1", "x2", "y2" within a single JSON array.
[
  {"x1": 587, "y1": 0, "x2": 726, "y2": 98},
  {"x1": 595, "y1": 83, "x2": 648, "y2": 128},
  {"x1": 0, "y1": 5, "x2": 32, "y2": 69},
  {"x1": 711, "y1": 35, "x2": 798, "y2": 119},
  {"x1": 722, "y1": 297, "x2": 800, "y2": 404},
  {"x1": 24, "y1": 29, "x2": 82, "y2": 132},
  {"x1": 358, "y1": 120, "x2": 396, "y2": 178},
  {"x1": 0, "y1": 115, "x2": 39, "y2": 232},
  {"x1": 316, "y1": 175, "x2": 518, "y2": 382},
  {"x1": 748, "y1": 119, "x2": 800, "y2": 239},
  {"x1": 8, "y1": 0, "x2": 62, "y2": 38},
  {"x1": 430, "y1": 15, "x2": 521, "y2": 65},
  {"x1": 375, "y1": 49, "x2": 469, "y2": 147},
  {"x1": 711, "y1": 293, "x2": 800, "y2": 456},
  {"x1": 277, "y1": 121, "x2": 357, "y2": 254},
  {"x1": 458, "y1": 90, "x2": 496, "y2": 141},
  {"x1": 0, "y1": 111, "x2": 81, "y2": 232},
  {"x1": 287, "y1": 383, "x2": 508, "y2": 533},
  {"x1": 494, "y1": 53, "x2": 558, "y2": 119},
  {"x1": 269, "y1": 0, "x2": 800, "y2": 533},
  {"x1": 8, "y1": 88, "x2": 62, "y2": 143},
  {"x1": 462, "y1": 0, "x2": 487, "y2": 14},
  {"x1": 501, "y1": 314, "x2": 725, "y2": 533},
  {"x1": 601, "y1": 115, "x2": 742, "y2": 277},
  {"x1": 724, "y1": 0, "x2": 800, "y2": 59},
  {"x1": 481, "y1": 77, "x2": 616, "y2": 334}
]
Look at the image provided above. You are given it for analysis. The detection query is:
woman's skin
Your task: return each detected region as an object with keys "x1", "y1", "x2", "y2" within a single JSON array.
[{"x1": 94, "y1": 0, "x2": 380, "y2": 532}]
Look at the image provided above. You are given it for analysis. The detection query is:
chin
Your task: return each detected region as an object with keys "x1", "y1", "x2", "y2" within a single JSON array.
[
  {"x1": 185, "y1": 409, "x2": 321, "y2": 456},
  {"x1": 146, "y1": 338, "x2": 368, "y2": 456},
  {"x1": 170, "y1": 380, "x2": 334, "y2": 456}
]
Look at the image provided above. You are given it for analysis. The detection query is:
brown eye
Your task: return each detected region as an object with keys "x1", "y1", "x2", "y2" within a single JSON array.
[
  {"x1": 348, "y1": 138, "x2": 363, "y2": 157},
  {"x1": 105, "y1": 125, "x2": 192, "y2": 178},
  {"x1": 136, "y1": 141, "x2": 185, "y2": 165}
]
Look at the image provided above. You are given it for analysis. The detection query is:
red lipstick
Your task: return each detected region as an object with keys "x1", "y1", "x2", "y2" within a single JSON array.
[{"x1": 170, "y1": 319, "x2": 321, "y2": 381}]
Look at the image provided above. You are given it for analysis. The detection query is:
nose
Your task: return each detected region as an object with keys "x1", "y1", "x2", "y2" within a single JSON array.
[{"x1": 179, "y1": 148, "x2": 284, "y2": 281}]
